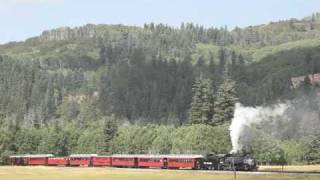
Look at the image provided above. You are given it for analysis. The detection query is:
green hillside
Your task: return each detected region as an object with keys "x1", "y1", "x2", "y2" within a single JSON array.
[{"x1": 0, "y1": 14, "x2": 320, "y2": 165}]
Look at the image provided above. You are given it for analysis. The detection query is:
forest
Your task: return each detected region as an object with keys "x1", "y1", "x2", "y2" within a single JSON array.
[{"x1": 0, "y1": 13, "x2": 320, "y2": 165}]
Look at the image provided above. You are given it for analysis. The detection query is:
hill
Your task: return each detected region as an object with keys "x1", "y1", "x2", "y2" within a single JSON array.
[
  {"x1": 0, "y1": 13, "x2": 320, "y2": 164},
  {"x1": 1, "y1": 14, "x2": 320, "y2": 124}
]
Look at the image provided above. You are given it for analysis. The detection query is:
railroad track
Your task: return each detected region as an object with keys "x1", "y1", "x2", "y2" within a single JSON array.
[
  {"x1": 107, "y1": 167, "x2": 320, "y2": 176},
  {"x1": 254, "y1": 170, "x2": 320, "y2": 176}
]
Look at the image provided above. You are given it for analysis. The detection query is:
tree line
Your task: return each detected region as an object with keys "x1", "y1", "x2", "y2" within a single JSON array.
[{"x1": 0, "y1": 17, "x2": 320, "y2": 165}]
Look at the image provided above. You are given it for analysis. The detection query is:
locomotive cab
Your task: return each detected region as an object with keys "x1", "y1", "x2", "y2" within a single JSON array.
[{"x1": 202, "y1": 153, "x2": 226, "y2": 170}]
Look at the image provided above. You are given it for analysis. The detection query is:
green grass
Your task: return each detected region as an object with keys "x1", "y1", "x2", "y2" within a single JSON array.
[
  {"x1": 191, "y1": 43, "x2": 221, "y2": 64},
  {"x1": 259, "y1": 165, "x2": 320, "y2": 173},
  {"x1": 0, "y1": 166, "x2": 318, "y2": 180},
  {"x1": 240, "y1": 39, "x2": 320, "y2": 62}
]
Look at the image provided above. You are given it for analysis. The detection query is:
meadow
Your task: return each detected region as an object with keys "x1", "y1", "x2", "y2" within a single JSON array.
[
  {"x1": 0, "y1": 166, "x2": 319, "y2": 180},
  {"x1": 259, "y1": 165, "x2": 320, "y2": 173}
]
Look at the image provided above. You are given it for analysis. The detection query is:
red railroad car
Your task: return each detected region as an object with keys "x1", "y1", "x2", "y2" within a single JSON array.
[
  {"x1": 92, "y1": 156, "x2": 112, "y2": 166},
  {"x1": 9, "y1": 155, "x2": 28, "y2": 166},
  {"x1": 166, "y1": 155, "x2": 203, "y2": 169},
  {"x1": 25, "y1": 154, "x2": 54, "y2": 166},
  {"x1": 112, "y1": 155, "x2": 138, "y2": 167},
  {"x1": 69, "y1": 154, "x2": 97, "y2": 166},
  {"x1": 48, "y1": 157, "x2": 69, "y2": 166},
  {"x1": 137, "y1": 155, "x2": 165, "y2": 168}
]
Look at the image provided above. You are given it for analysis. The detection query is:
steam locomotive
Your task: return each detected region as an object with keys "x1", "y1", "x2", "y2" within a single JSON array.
[
  {"x1": 201, "y1": 153, "x2": 257, "y2": 171},
  {"x1": 9, "y1": 153, "x2": 257, "y2": 171}
]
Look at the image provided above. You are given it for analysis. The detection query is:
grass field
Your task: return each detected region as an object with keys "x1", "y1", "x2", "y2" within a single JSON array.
[
  {"x1": 0, "y1": 166, "x2": 319, "y2": 180},
  {"x1": 259, "y1": 165, "x2": 320, "y2": 173}
]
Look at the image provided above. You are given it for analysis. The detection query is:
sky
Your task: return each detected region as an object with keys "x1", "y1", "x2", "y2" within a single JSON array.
[{"x1": 0, "y1": 0, "x2": 320, "y2": 44}]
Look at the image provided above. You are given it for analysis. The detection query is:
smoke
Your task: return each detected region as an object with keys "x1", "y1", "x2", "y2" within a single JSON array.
[{"x1": 229, "y1": 103, "x2": 289, "y2": 153}]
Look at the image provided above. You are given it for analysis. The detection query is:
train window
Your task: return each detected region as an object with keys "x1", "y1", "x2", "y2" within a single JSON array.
[
  {"x1": 140, "y1": 158, "x2": 161, "y2": 162},
  {"x1": 169, "y1": 158, "x2": 192, "y2": 163},
  {"x1": 71, "y1": 158, "x2": 89, "y2": 161},
  {"x1": 114, "y1": 158, "x2": 133, "y2": 162}
]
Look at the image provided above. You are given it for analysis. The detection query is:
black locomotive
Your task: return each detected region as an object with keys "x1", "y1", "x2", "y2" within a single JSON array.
[{"x1": 200, "y1": 153, "x2": 257, "y2": 171}]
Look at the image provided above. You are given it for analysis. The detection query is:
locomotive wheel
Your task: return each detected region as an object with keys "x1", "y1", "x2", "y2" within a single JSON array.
[
  {"x1": 195, "y1": 161, "x2": 202, "y2": 170},
  {"x1": 243, "y1": 165, "x2": 249, "y2": 171},
  {"x1": 219, "y1": 165, "x2": 225, "y2": 171}
]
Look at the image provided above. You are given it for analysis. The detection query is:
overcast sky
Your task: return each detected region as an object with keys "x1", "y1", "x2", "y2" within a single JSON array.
[{"x1": 0, "y1": 0, "x2": 320, "y2": 44}]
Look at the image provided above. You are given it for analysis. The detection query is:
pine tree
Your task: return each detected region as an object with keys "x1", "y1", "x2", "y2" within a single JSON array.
[
  {"x1": 98, "y1": 38, "x2": 107, "y2": 65},
  {"x1": 310, "y1": 14, "x2": 316, "y2": 30},
  {"x1": 303, "y1": 75, "x2": 313, "y2": 95},
  {"x1": 190, "y1": 76, "x2": 214, "y2": 125},
  {"x1": 229, "y1": 51, "x2": 237, "y2": 76},
  {"x1": 213, "y1": 78, "x2": 238, "y2": 124},
  {"x1": 306, "y1": 134, "x2": 320, "y2": 164},
  {"x1": 190, "y1": 78, "x2": 202, "y2": 124},
  {"x1": 103, "y1": 115, "x2": 118, "y2": 153},
  {"x1": 238, "y1": 54, "x2": 245, "y2": 65},
  {"x1": 305, "y1": 53, "x2": 314, "y2": 74},
  {"x1": 218, "y1": 48, "x2": 226, "y2": 75},
  {"x1": 200, "y1": 78, "x2": 215, "y2": 124}
]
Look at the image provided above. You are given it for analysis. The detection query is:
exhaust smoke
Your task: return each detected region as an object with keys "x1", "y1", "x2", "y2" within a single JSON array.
[{"x1": 229, "y1": 103, "x2": 288, "y2": 153}]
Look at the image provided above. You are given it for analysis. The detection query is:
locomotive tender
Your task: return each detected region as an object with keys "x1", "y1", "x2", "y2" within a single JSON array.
[{"x1": 9, "y1": 153, "x2": 257, "y2": 171}]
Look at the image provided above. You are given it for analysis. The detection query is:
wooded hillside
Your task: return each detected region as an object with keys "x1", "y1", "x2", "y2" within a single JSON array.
[{"x1": 0, "y1": 13, "x2": 320, "y2": 164}]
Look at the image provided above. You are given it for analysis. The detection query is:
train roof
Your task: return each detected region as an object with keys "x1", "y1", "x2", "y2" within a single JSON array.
[
  {"x1": 9, "y1": 155, "x2": 26, "y2": 158},
  {"x1": 10, "y1": 154, "x2": 205, "y2": 159},
  {"x1": 112, "y1": 154, "x2": 204, "y2": 159},
  {"x1": 164, "y1": 154, "x2": 204, "y2": 159},
  {"x1": 69, "y1": 154, "x2": 98, "y2": 157},
  {"x1": 10, "y1": 154, "x2": 54, "y2": 158},
  {"x1": 112, "y1": 154, "x2": 164, "y2": 158},
  {"x1": 93, "y1": 156, "x2": 112, "y2": 158}
]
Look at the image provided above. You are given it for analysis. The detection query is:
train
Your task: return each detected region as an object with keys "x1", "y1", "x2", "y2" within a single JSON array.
[{"x1": 8, "y1": 153, "x2": 257, "y2": 171}]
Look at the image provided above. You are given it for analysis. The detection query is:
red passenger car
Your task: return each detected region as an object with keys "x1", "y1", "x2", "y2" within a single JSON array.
[
  {"x1": 166, "y1": 155, "x2": 203, "y2": 169},
  {"x1": 92, "y1": 156, "x2": 112, "y2": 166},
  {"x1": 137, "y1": 155, "x2": 165, "y2": 168},
  {"x1": 48, "y1": 157, "x2": 69, "y2": 166},
  {"x1": 25, "y1": 154, "x2": 54, "y2": 166},
  {"x1": 69, "y1": 154, "x2": 97, "y2": 166},
  {"x1": 112, "y1": 155, "x2": 138, "y2": 167},
  {"x1": 9, "y1": 155, "x2": 28, "y2": 166}
]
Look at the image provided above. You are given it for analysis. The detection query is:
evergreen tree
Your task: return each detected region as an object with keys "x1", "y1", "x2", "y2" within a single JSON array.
[
  {"x1": 218, "y1": 48, "x2": 226, "y2": 75},
  {"x1": 229, "y1": 51, "x2": 237, "y2": 76},
  {"x1": 310, "y1": 14, "x2": 316, "y2": 30},
  {"x1": 306, "y1": 134, "x2": 320, "y2": 164},
  {"x1": 238, "y1": 54, "x2": 245, "y2": 65},
  {"x1": 190, "y1": 78, "x2": 202, "y2": 124},
  {"x1": 303, "y1": 75, "x2": 313, "y2": 95},
  {"x1": 213, "y1": 78, "x2": 238, "y2": 124},
  {"x1": 189, "y1": 76, "x2": 214, "y2": 124},
  {"x1": 200, "y1": 78, "x2": 214, "y2": 124},
  {"x1": 98, "y1": 38, "x2": 107, "y2": 65},
  {"x1": 305, "y1": 53, "x2": 315, "y2": 74},
  {"x1": 103, "y1": 116, "x2": 118, "y2": 153}
]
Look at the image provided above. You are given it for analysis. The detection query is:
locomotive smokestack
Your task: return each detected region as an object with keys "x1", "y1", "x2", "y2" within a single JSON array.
[{"x1": 229, "y1": 103, "x2": 288, "y2": 153}]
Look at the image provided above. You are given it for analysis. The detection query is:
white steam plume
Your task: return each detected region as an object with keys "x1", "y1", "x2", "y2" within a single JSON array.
[{"x1": 229, "y1": 103, "x2": 288, "y2": 154}]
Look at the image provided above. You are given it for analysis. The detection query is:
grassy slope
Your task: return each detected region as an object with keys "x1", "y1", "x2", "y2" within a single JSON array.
[
  {"x1": 192, "y1": 38, "x2": 320, "y2": 65},
  {"x1": 1, "y1": 19, "x2": 320, "y2": 65},
  {"x1": 242, "y1": 39, "x2": 320, "y2": 62},
  {"x1": 0, "y1": 166, "x2": 318, "y2": 180}
]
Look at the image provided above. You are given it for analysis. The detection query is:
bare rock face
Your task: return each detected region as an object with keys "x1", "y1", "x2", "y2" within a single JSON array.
[{"x1": 39, "y1": 24, "x2": 97, "y2": 41}]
